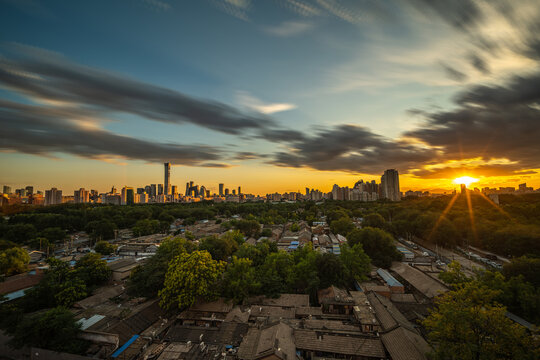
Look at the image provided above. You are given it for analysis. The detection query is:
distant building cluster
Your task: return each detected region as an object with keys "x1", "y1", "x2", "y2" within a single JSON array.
[
  {"x1": 4, "y1": 165, "x2": 540, "y2": 207},
  {"x1": 268, "y1": 169, "x2": 401, "y2": 202}
]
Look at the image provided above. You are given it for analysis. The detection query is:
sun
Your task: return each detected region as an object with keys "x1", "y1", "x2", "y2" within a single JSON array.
[{"x1": 453, "y1": 176, "x2": 478, "y2": 187}]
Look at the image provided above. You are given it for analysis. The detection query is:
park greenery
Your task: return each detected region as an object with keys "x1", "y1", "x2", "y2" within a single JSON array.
[{"x1": 0, "y1": 194, "x2": 539, "y2": 355}]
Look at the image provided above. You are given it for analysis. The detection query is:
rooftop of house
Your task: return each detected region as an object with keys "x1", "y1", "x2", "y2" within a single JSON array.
[
  {"x1": 390, "y1": 262, "x2": 449, "y2": 299},
  {"x1": 259, "y1": 294, "x2": 310, "y2": 308},
  {"x1": 380, "y1": 326, "x2": 431, "y2": 360},
  {"x1": 237, "y1": 322, "x2": 296, "y2": 360},
  {"x1": 318, "y1": 286, "x2": 354, "y2": 305},
  {"x1": 189, "y1": 298, "x2": 234, "y2": 314},
  {"x1": 293, "y1": 329, "x2": 385, "y2": 358}
]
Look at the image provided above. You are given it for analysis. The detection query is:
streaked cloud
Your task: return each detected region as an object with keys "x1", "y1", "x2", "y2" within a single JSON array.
[
  {"x1": 264, "y1": 20, "x2": 313, "y2": 37},
  {"x1": 236, "y1": 91, "x2": 297, "y2": 114},
  {"x1": 0, "y1": 99, "x2": 225, "y2": 166},
  {"x1": 0, "y1": 44, "x2": 275, "y2": 135}
]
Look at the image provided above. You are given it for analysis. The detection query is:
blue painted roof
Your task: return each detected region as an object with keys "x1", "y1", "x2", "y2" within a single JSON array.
[
  {"x1": 377, "y1": 268, "x2": 403, "y2": 287},
  {"x1": 290, "y1": 241, "x2": 300, "y2": 245},
  {"x1": 396, "y1": 247, "x2": 414, "y2": 255},
  {"x1": 111, "y1": 335, "x2": 139, "y2": 358}
]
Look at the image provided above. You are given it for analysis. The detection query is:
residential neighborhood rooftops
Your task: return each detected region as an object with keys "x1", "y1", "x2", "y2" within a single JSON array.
[{"x1": 293, "y1": 329, "x2": 385, "y2": 359}]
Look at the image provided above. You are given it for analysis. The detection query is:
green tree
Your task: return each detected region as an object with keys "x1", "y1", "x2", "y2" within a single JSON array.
[
  {"x1": 159, "y1": 250, "x2": 225, "y2": 309},
  {"x1": 5, "y1": 223, "x2": 37, "y2": 244},
  {"x1": 94, "y1": 240, "x2": 117, "y2": 255},
  {"x1": 424, "y1": 282, "x2": 538, "y2": 360},
  {"x1": 503, "y1": 256, "x2": 540, "y2": 287},
  {"x1": 85, "y1": 220, "x2": 116, "y2": 241},
  {"x1": 234, "y1": 219, "x2": 261, "y2": 238},
  {"x1": 256, "y1": 251, "x2": 294, "y2": 297},
  {"x1": 330, "y1": 217, "x2": 355, "y2": 235},
  {"x1": 8, "y1": 307, "x2": 89, "y2": 354},
  {"x1": 0, "y1": 247, "x2": 30, "y2": 276},
  {"x1": 362, "y1": 213, "x2": 386, "y2": 229},
  {"x1": 132, "y1": 219, "x2": 160, "y2": 237},
  {"x1": 316, "y1": 253, "x2": 346, "y2": 288},
  {"x1": 438, "y1": 261, "x2": 470, "y2": 286},
  {"x1": 340, "y1": 244, "x2": 371, "y2": 286},
  {"x1": 23, "y1": 258, "x2": 88, "y2": 310},
  {"x1": 348, "y1": 227, "x2": 402, "y2": 268},
  {"x1": 74, "y1": 253, "x2": 112, "y2": 287},
  {"x1": 199, "y1": 233, "x2": 239, "y2": 261},
  {"x1": 127, "y1": 237, "x2": 193, "y2": 297},
  {"x1": 221, "y1": 256, "x2": 260, "y2": 303},
  {"x1": 41, "y1": 227, "x2": 67, "y2": 243}
]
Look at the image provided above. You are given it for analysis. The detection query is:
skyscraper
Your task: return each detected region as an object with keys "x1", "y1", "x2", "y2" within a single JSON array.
[
  {"x1": 164, "y1": 162, "x2": 171, "y2": 195},
  {"x1": 25, "y1": 186, "x2": 33, "y2": 195},
  {"x1": 219, "y1": 183, "x2": 224, "y2": 196},
  {"x1": 3, "y1": 186, "x2": 11, "y2": 194},
  {"x1": 381, "y1": 169, "x2": 400, "y2": 201},
  {"x1": 238, "y1": 186, "x2": 241, "y2": 195},
  {"x1": 74, "y1": 188, "x2": 89, "y2": 203},
  {"x1": 158, "y1": 184, "x2": 163, "y2": 195},
  {"x1": 45, "y1": 188, "x2": 62, "y2": 205}
]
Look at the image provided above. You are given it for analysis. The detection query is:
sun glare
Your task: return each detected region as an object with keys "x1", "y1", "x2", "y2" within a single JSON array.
[{"x1": 453, "y1": 176, "x2": 478, "y2": 187}]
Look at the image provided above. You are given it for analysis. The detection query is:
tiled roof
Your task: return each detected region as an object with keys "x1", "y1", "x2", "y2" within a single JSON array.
[
  {"x1": 381, "y1": 327, "x2": 431, "y2": 360},
  {"x1": 294, "y1": 329, "x2": 385, "y2": 358}
]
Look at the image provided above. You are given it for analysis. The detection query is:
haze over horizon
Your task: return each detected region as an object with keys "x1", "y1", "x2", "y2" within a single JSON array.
[{"x1": 2, "y1": 0, "x2": 540, "y2": 194}]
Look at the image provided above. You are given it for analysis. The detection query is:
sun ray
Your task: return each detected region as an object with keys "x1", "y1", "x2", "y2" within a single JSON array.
[
  {"x1": 478, "y1": 191, "x2": 513, "y2": 219},
  {"x1": 464, "y1": 188, "x2": 478, "y2": 245},
  {"x1": 427, "y1": 193, "x2": 459, "y2": 242}
]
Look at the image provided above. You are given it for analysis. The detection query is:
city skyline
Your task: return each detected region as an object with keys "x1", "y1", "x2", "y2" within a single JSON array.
[{"x1": 2, "y1": 1, "x2": 540, "y2": 195}]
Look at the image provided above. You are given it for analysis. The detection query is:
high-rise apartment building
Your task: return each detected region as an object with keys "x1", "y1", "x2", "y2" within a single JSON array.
[
  {"x1": 74, "y1": 188, "x2": 89, "y2": 203},
  {"x1": 25, "y1": 186, "x2": 33, "y2": 195},
  {"x1": 381, "y1": 169, "x2": 400, "y2": 201},
  {"x1": 121, "y1": 186, "x2": 135, "y2": 205},
  {"x1": 45, "y1": 188, "x2": 63, "y2": 206},
  {"x1": 158, "y1": 184, "x2": 163, "y2": 195},
  {"x1": 164, "y1": 162, "x2": 171, "y2": 195},
  {"x1": 3, "y1": 186, "x2": 11, "y2": 194},
  {"x1": 219, "y1": 183, "x2": 224, "y2": 196}
]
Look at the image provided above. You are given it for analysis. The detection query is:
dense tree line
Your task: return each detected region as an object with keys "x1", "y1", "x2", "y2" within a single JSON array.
[{"x1": 128, "y1": 234, "x2": 372, "y2": 306}]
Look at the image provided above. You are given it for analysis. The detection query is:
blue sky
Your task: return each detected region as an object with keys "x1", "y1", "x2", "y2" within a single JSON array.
[{"x1": 1, "y1": 0, "x2": 540, "y2": 194}]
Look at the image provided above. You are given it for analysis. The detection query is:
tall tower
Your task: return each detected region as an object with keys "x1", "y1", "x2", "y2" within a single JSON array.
[
  {"x1": 164, "y1": 162, "x2": 171, "y2": 195},
  {"x1": 219, "y1": 183, "x2": 224, "y2": 196},
  {"x1": 381, "y1": 169, "x2": 400, "y2": 201}
]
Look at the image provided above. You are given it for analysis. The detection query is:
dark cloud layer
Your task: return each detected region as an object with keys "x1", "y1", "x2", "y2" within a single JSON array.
[
  {"x1": 270, "y1": 124, "x2": 436, "y2": 173},
  {"x1": 407, "y1": 72, "x2": 540, "y2": 175},
  {"x1": 0, "y1": 45, "x2": 274, "y2": 135},
  {"x1": 0, "y1": 99, "x2": 225, "y2": 166}
]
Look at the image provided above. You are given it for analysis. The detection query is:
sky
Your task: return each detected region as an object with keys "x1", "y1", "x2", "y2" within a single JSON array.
[{"x1": 1, "y1": 0, "x2": 540, "y2": 195}]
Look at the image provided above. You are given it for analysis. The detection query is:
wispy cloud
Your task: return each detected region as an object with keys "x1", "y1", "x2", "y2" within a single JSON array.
[
  {"x1": 211, "y1": 0, "x2": 251, "y2": 21},
  {"x1": 236, "y1": 91, "x2": 297, "y2": 114},
  {"x1": 142, "y1": 0, "x2": 171, "y2": 12},
  {"x1": 0, "y1": 44, "x2": 275, "y2": 135},
  {"x1": 264, "y1": 20, "x2": 314, "y2": 37},
  {"x1": 0, "y1": 99, "x2": 225, "y2": 166}
]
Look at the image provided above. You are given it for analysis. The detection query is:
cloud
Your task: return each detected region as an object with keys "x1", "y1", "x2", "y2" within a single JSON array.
[
  {"x1": 268, "y1": 124, "x2": 436, "y2": 173},
  {"x1": 212, "y1": 0, "x2": 251, "y2": 21},
  {"x1": 264, "y1": 20, "x2": 314, "y2": 37},
  {"x1": 0, "y1": 99, "x2": 225, "y2": 166},
  {"x1": 142, "y1": 0, "x2": 171, "y2": 11},
  {"x1": 439, "y1": 62, "x2": 468, "y2": 82},
  {"x1": 0, "y1": 44, "x2": 275, "y2": 135},
  {"x1": 468, "y1": 52, "x2": 490, "y2": 74},
  {"x1": 236, "y1": 91, "x2": 297, "y2": 114},
  {"x1": 411, "y1": 164, "x2": 537, "y2": 179},
  {"x1": 406, "y1": 71, "x2": 540, "y2": 174}
]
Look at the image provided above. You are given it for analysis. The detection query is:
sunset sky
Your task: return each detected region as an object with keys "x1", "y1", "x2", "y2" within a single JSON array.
[{"x1": 1, "y1": 0, "x2": 540, "y2": 195}]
